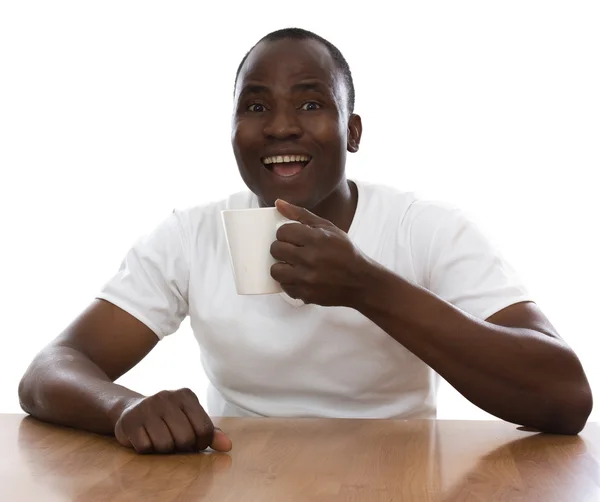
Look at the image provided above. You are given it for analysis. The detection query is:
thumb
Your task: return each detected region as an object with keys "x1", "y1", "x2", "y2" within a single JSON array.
[
  {"x1": 275, "y1": 199, "x2": 328, "y2": 226},
  {"x1": 211, "y1": 427, "x2": 233, "y2": 452}
]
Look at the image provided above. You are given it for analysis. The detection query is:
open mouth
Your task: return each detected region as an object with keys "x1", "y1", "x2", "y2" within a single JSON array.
[{"x1": 261, "y1": 154, "x2": 312, "y2": 178}]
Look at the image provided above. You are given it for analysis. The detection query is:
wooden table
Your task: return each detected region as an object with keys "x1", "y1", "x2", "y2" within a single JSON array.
[{"x1": 1, "y1": 415, "x2": 598, "y2": 501}]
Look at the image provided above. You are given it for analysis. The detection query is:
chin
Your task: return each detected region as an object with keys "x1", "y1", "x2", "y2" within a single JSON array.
[{"x1": 256, "y1": 187, "x2": 313, "y2": 209}]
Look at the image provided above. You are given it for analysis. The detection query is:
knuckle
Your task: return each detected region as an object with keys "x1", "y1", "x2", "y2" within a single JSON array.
[
  {"x1": 195, "y1": 432, "x2": 213, "y2": 451},
  {"x1": 145, "y1": 391, "x2": 178, "y2": 415},
  {"x1": 196, "y1": 412, "x2": 214, "y2": 434},
  {"x1": 152, "y1": 392, "x2": 174, "y2": 410},
  {"x1": 135, "y1": 438, "x2": 153, "y2": 454},
  {"x1": 177, "y1": 388, "x2": 199, "y2": 406},
  {"x1": 319, "y1": 230, "x2": 332, "y2": 244},
  {"x1": 155, "y1": 390, "x2": 171, "y2": 401},
  {"x1": 177, "y1": 387, "x2": 194, "y2": 398},
  {"x1": 179, "y1": 437, "x2": 197, "y2": 451}
]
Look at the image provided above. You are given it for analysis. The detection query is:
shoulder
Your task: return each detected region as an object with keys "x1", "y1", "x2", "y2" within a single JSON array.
[
  {"x1": 403, "y1": 198, "x2": 465, "y2": 235},
  {"x1": 355, "y1": 180, "x2": 417, "y2": 210},
  {"x1": 355, "y1": 179, "x2": 464, "y2": 233}
]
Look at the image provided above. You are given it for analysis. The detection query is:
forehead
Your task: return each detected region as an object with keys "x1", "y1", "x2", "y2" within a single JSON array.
[{"x1": 236, "y1": 38, "x2": 340, "y2": 93}]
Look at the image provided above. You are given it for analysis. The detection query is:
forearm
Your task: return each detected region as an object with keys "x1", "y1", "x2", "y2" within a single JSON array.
[
  {"x1": 354, "y1": 261, "x2": 591, "y2": 434},
  {"x1": 18, "y1": 345, "x2": 143, "y2": 435}
]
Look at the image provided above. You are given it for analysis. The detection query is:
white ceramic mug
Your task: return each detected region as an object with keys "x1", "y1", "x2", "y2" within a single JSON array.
[{"x1": 221, "y1": 207, "x2": 298, "y2": 295}]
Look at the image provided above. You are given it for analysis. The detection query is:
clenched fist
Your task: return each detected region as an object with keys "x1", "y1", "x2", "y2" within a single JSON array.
[{"x1": 114, "y1": 388, "x2": 232, "y2": 454}]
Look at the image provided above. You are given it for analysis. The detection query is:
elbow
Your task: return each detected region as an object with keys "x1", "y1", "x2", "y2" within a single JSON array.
[
  {"x1": 545, "y1": 385, "x2": 593, "y2": 435},
  {"x1": 18, "y1": 345, "x2": 60, "y2": 417},
  {"x1": 565, "y1": 387, "x2": 594, "y2": 435},
  {"x1": 18, "y1": 358, "x2": 46, "y2": 417},
  {"x1": 18, "y1": 372, "x2": 35, "y2": 415}
]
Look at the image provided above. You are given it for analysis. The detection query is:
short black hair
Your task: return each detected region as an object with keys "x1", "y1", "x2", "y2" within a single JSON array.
[{"x1": 234, "y1": 28, "x2": 355, "y2": 114}]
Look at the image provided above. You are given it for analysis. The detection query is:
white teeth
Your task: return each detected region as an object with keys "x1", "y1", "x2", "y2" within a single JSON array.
[{"x1": 263, "y1": 155, "x2": 310, "y2": 164}]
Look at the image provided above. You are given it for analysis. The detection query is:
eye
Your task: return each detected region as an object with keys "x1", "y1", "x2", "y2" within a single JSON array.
[
  {"x1": 248, "y1": 103, "x2": 267, "y2": 112},
  {"x1": 301, "y1": 102, "x2": 321, "y2": 111}
]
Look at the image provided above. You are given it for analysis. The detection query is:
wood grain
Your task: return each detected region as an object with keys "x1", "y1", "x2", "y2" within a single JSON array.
[{"x1": 1, "y1": 415, "x2": 598, "y2": 501}]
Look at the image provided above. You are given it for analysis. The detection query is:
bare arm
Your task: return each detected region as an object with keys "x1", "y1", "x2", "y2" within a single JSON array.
[
  {"x1": 19, "y1": 299, "x2": 231, "y2": 453},
  {"x1": 269, "y1": 200, "x2": 593, "y2": 434},
  {"x1": 355, "y1": 263, "x2": 594, "y2": 435},
  {"x1": 18, "y1": 299, "x2": 157, "y2": 434}
]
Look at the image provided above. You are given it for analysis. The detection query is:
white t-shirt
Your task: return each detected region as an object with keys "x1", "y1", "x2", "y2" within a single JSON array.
[{"x1": 97, "y1": 180, "x2": 532, "y2": 419}]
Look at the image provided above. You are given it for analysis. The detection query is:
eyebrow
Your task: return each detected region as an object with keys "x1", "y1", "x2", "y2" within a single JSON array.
[
  {"x1": 239, "y1": 84, "x2": 271, "y2": 97},
  {"x1": 291, "y1": 81, "x2": 330, "y2": 95},
  {"x1": 238, "y1": 81, "x2": 331, "y2": 99}
]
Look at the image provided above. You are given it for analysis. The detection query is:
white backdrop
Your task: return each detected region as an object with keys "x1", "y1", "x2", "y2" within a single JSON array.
[{"x1": 1, "y1": 1, "x2": 598, "y2": 422}]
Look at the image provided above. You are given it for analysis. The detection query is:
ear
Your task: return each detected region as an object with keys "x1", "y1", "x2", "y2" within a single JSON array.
[{"x1": 347, "y1": 113, "x2": 362, "y2": 153}]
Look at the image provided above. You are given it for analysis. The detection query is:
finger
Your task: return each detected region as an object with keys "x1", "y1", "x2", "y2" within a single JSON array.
[
  {"x1": 275, "y1": 199, "x2": 331, "y2": 227},
  {"x1": 211, "y1": 428, "x2": 233, "y2": 453},
  {"x1": 179, "y1": 392, "x2": 213, "y2": 450},
  {"x1": 271, "y1": 262, "x2": 297, "y2": 284},
  {"x1": 114, "y1": 419, "x2": 132, "y2": 448},
  {"x1": 270, "y1": 240, "x2": 304, "y2": 264},
  {"x1": 162, "y1": 407, "x2": 197, "y2": 452},
  {"x1": 145, "y1": 416, "x2": 176, "y2": 453},
  {"x1": 127, "y1": 426, "x2": 154, "y2": 454},
  {"x1": 280, "y1": 284, "x2": 306, "y2": 303},
  {"x1": 275, "y1": 220, "x2": 315, "y2": 246}
]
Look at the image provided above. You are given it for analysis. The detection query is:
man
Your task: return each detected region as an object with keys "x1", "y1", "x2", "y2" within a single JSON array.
[{"x1": 19, "y1": 28, "x2": 593, "y2": 454}]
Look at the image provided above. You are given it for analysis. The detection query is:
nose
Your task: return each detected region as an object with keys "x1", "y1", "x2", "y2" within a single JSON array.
[{"x1": 263, "y1": 105, "x2": 303, "y2": 140}]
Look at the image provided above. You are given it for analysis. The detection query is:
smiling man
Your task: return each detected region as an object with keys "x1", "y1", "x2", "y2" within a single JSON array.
[
  {"x1": 231, "y1": 34, "x2": 361, "y2": 229},
  {"x1": 18, "y1": 28, "x2": 593, "y2": 454}
]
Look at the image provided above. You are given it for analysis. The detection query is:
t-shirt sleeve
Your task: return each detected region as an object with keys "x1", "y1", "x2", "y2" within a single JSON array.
[
  {"x1": 96, "y1": 210, "x2": 190, "y2": 339},
  {"x1": 409, "y1": 203, "x2": 534, "y2": 320}
]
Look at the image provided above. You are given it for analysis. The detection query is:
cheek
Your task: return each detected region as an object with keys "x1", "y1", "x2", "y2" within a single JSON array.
[
  {"x1": 305, "y1": 116, "x2": 346, "y2": 153},
  {"x1": 231, "y1": 118, "x2": 259, "y2": 153}
]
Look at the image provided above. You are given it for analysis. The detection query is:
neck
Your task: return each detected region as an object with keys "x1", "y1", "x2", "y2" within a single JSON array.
[{"x1": 311, "y1": 179, "x2": 358, "y2": 233}]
